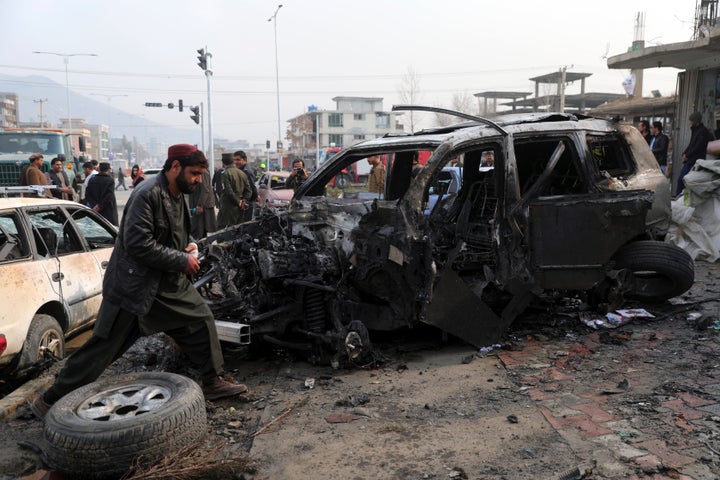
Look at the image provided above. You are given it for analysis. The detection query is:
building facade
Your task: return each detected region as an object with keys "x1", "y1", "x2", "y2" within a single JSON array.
[
  {"x1": 0, "y1": 93, "x2": 19, "y2": 127},
  {"x1": 287, "y1": 96, "x2": 405, "y2": 166},
  {"x1": 607, "y1": 7, "x2": 720, "y2": 194}
]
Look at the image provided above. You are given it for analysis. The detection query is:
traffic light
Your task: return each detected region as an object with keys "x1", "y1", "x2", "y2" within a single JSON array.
[
  {"x1": 168, "y1": 102, "x2": 174, "y2": 109},
  {"x1": 197, "y1": 48, "x2": 207, "y2": 71},
  {"x1": 178, "y1": 99, "x2": 183, "y2": 112},
  {"x1": 144, "y1": 102, "x2": 162, "y2": 107},
  {"x1": 190, "y1": 106, "x2": 200, "y2": 124},
  {"x1": 266, "y1": 140, "x2": 270, "y2": 150}
]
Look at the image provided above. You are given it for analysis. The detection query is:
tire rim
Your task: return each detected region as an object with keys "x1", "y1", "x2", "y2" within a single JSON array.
[
  {"x1": 39, "y1": 331, "x2": 62, "y2": 359},
  {"x1": 77, "y1": 383, "x2": 172, "y2": 422}
]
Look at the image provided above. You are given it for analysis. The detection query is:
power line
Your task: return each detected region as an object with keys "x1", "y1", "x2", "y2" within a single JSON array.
[{"x1": 0, "y1": 63, "x2": 563, "y2": 81}]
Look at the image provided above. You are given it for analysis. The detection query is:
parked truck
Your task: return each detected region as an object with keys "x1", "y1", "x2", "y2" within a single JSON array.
[{"x1": 0, "y1": 128, "x2": 82, "y2": 187}]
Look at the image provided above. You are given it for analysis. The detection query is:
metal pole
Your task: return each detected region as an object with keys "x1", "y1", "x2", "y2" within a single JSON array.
[
  {"x1": 200, "y1": 102, "x2": 206, "y2": 154},
  {"x1": 32, "y1": 51, "x2": 97, "y2": 138},
  {"x1": 269, "y1": 5, "x2": 283, "y2": 156},
  {"x1": 205, "y1": 47, "x2": 214, "y2": 166},
  {"x1": 63, "y1": 57, "x2": 72, "y2": 132}
]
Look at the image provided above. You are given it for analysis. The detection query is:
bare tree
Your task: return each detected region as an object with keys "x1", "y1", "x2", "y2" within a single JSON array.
[
  {"x1": 398, "y1": 67, "x2": 422, "y2": 133},
  {"x1": 287, "y1": 114, "x2": 314, "y2": 158},
  {"x1": 433, "y1": 91, "x2": 476, "y2": 127}
]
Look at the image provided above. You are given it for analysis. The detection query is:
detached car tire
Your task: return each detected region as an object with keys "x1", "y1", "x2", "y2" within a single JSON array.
[
  {"x1": 43, "y1": 372, "x2": 207, "y2": 479},
  {"x1": 613, "y1": 240, "x2": 694, "y2": 302},
  {"x1": 18, "y1": 314, "x2": 64, "y2": 370}
]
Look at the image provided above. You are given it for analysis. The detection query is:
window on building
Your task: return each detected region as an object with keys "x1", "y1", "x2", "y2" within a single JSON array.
[
  {"x1": 375, "y1": 113, "x2": 390, "y2": 128},
  {"x1": 353, "y1": 113, "x2": 366, "y2": 121},
  {"x1": 329, "y1": 113, "x2": 343, "y2": 127},
  {"x1": 353, "y1": 134, "x2": 366, "y2": 141},
  {"x1": 329, "y1": 134, "x2": 343, "y2": 145}
]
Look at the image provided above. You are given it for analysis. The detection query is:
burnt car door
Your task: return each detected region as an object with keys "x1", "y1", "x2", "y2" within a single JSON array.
[{"x1": 510, "y1": 135, "x2": 652, "y2": 290}]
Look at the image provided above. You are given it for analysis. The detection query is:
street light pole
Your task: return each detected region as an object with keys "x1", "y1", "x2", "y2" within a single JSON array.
[
  {"x1": 196, "y1": 47, "x2": 214, "y2": 165},
  {"x1": 268, "y1": 4, "x2": 283, "y2": 165},
  {"x1": 32, "y1": 51, "x2": 98, "y2": 133}
]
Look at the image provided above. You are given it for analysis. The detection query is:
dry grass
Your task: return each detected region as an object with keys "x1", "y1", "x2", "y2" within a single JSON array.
[{"x1": 121, "y1": 442, "x2": 253, "y2": 480}]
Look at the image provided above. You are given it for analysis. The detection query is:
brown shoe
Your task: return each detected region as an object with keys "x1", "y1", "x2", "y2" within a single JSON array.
[
  {"x1": 202, "y1": 377, "x2": 249, "y2": 401},
  {"x1": 30, "y1": 396, "x2": 52, "y2": 419}
]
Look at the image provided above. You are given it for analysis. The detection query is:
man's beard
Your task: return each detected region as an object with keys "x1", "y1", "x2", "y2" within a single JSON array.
[{"x1": 176, "y1": 173, "x2": 196, "y2": 194}]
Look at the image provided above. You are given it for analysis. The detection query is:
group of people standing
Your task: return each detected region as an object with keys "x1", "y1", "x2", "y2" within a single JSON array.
[
  {"x1": 637, "y1": 112, "x2": 713, "y2": 195},
  {"x1": 212, "y1": 150, "x2": 258, "y2": 230},
  {"x1": 20, "y1": 154, "x2": 118, "y2": 226}
]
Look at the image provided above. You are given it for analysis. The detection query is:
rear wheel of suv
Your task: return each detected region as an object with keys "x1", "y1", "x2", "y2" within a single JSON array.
[
  {"x1": 613, "y1": 241, "x2": 694, "y2": 302},
  {"x1": 18, "y1": 314, "x2": 64, "y2": 370}
]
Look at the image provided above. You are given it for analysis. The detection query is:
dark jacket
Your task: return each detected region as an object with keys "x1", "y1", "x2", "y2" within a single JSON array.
[
  {"x1": 683, "y1": 123, "x2": 712, "y2": 166},
  {"x1": 241, "y1": 166, "x2": 258, "y2": 201},
  {"x1": 102, "y1": 172, "x2": 191, "y2": 316},
  {"x1": 650, "y1": 134, "x2": 669, "y2": 166},
  {"x1": 85, "y1": 173, "x2": 118, "y2": 226},
  {"x1": 47, "y1": 169, "x2": 72, "y2": 200}
]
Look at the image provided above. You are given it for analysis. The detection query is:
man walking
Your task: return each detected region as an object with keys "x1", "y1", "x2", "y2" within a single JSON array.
[
  {"x1": 116, "y1": 167, "x2": 127, "y2": 190},
  {"x1": 86, "y1": 162, "x2": 119, "y2": 226},
  {"x1": 677, "y1": 112, "x2": 712, "y2": 195},
  {"x1": 233, "y1": 151, "x2": 258, "y2": 222},
  {"x1": 217, "y1": 154, "x2": 251, "y2": 228},
  {"x1": 31, "y1": 144, "x2": 248, "y2": 419}
]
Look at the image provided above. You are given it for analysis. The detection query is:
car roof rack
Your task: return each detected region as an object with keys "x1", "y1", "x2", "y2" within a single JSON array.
[{"x1": 0, "y1": 185, "x2": 56, "y2": 197}]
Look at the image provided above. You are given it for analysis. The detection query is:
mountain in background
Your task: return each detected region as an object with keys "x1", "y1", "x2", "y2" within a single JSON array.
[{"x1": 0, "y1": 73, "x2": 200, "y2": 146}]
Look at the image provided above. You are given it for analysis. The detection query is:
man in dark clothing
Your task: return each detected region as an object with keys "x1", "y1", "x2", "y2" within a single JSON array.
[
  {"x1": 638, "y1": 120, "x2": 652, "y2": 145},
  {"x1": 188, "y1": 169, "x2": 217, "y2": 238},
  {"x1": 677, "y1": 112, "x2": 713, "y2": 195},
  {"x1": 31, "y1": 144, "x2": 248, "y2": 419},
  {"x1": 649, "y1": 121, "x2": 669, "y2": 175},
  {"x1": 116, "y1": 167, "x2": 127, "y2": 190},
  {"x1": 46, "y1": 157, "x2": 74, "y2": 201},
  {"x1": 85, "y1": 162, "x2": 119, "y2": 226},
  {"x1": 233, "y1": 150, "x2": 258, "y2": 222}
]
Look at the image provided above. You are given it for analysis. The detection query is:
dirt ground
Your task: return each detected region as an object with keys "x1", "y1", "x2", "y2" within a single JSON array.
[{"x1": 1, "y1": 261, "x2": 720, "y2": 480}]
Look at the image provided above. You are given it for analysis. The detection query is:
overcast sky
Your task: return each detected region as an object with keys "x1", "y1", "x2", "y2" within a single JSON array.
[{"x1": 2, "y1": 0, "x2": 698, "y2": 146}]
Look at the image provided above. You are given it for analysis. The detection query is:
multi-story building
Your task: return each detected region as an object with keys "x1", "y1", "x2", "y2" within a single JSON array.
[
  {"x1": 0, "y1": 93, "x2": 19, "y2": 127},
  {"x1": 287, "y1": 96, "x2": 405, "y2": 164},
  {"x1": 83, "y1": 123, "x2": 110, "y2": 162}
]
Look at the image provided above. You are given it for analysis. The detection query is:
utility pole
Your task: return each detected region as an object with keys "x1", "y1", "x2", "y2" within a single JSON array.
[
  {"x1": 32, "y1": 51, "x2": 98, "y2": 134},
  {"x1": 33, "y1": 98, "x2": 48, "y2": 127},
  {"x1": 268, "y1": 5, "x2": 283, "y2": 160}
]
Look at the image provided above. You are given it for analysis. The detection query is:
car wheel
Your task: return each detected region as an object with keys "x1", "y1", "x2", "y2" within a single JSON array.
[
  {"x1": 43, "y1": 372, "x2": 207, "y2": 479},
  {"x1": 18, "y1": 314, "x2": 64, "y2": 370},
  {"x1": 613, "y1": 241, "x2": 694, "y2": 302},
  {"x1": 335, "y1": 173, "x2": 350, "y2": 190}
]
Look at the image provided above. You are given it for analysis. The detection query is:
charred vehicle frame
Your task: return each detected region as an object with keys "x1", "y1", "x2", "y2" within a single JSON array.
[{"x1": 193, "y1": 108, "x2": 693, "y2": 365}]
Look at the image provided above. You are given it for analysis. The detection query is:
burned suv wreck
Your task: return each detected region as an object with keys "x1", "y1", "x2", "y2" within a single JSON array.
[{"x1": 194, "y1": 108, "x2": 693, "y2": 365}]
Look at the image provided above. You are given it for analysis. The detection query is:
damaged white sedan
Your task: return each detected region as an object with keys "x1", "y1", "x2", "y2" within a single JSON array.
[
  {"x1": 0, "y1": 192, "x2": 117, "y2": 377},
  {"x1": 194, "y1": 108, "x2": 693, "y2": 365}
]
